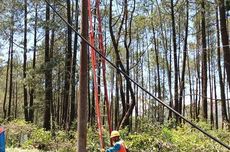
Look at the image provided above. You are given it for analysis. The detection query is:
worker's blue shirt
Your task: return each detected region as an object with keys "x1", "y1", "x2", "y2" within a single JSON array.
[{"x1": 106, "y1": 142, "x2": 121, "y2": 152}]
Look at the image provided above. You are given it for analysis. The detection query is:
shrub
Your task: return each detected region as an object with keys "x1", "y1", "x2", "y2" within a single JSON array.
[
  {"x1": 125, "y1": 133, "x2": 156, "y2": 151},
  {"x1": 168, "y1": 123, "x2": 230, "y2": 151},
  {"x1": 3, "y1": 119, "x2": 230, "y2": 151},
  {"x1": 4, "y1": 119, "x2": 37, "y2": 148},
  {"x1": 22, "y1": 128, "x2": 52, "y2": 150},
  {"x1": 87, "y1": 127, "x2": 107, "y2": 152}
]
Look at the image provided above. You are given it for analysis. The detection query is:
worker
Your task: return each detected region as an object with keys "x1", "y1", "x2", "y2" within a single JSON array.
[
  {"x1": 101, "y1": 130, "x2": 128, "y2": 152},
  {"x1": 0, "y1": 127, "x2": 5, "y2": 152}
]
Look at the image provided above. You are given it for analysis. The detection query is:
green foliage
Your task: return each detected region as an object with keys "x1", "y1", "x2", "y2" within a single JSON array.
[
  {"x1": 125, "y1": 133, "x2": 156, "y2": 151},
  {"x1": 22, "y1": 128, "x2": 51, "y2": 150},
  {"x1": 161, "y1": 127, "x2": 173, "y2": 141},
  {"x1": 124, "y1": 119, "x2": 230, "y2": 152},
  {"x1": 87, "y1": 127, "x2": 102, "y2": 152},
  {"x1": 164, "y1": 123, "x2": 230, "y2": 151},
  {"x1": 5, "y1": 119, "x2": 76, "y2": 151},
  {"x1": 5, "y1": 119, "x2": 37, "y2": 148},
  {"x1": 4, "y1": 119, "x2": 230, "y2": 151},
  {"x1": 53, "y1": 130, "x2": 76, "y2": 152}
]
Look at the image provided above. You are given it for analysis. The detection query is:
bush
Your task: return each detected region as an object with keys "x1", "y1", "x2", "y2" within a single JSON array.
[
  {"x1": 167, "y1": 123, "x2": 230, "y2": 151},
  {"x1": 87, "y1": 127, "x2": 110, "y2": 152},
  {"x1": 125, "y1": 133, "x2": 156, "y2": 151},
  {"x1": 22, "y1": 128, "x2": 52, "y2": 150},
  {"x1": 3, "y1": 119, "x2": 230, "y2": 151},
  {"x1": 4, "y1": 119, "x2": 76, "y2": 151},
  {"x1": 4, "y1": 119, "x2": 37, "y2": 148}
]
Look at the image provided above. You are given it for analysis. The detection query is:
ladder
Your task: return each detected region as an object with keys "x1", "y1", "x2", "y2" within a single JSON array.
[{"x1": 88, "y1": 0, "x2": 112, "y2": 149}]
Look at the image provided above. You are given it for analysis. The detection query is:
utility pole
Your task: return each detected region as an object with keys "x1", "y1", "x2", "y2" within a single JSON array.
[{"x1": 77, "y1": 0, "x2": 88, "y2": 151}]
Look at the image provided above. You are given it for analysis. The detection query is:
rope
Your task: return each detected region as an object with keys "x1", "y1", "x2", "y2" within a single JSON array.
[{"x1": 45, "y1": 0, "x2": 230, "y2": 150}]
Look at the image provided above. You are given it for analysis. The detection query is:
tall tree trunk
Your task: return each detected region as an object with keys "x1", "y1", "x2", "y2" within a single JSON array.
[
  {"x1": 43, "y1": 1, "x2": 52, "y2": 130},
  {"x1": 170, "y1": 0, "x2": 179, "y2": 122},
  {"x1": 29, "y1": 3, "x2": 38, "y2": 122},
  {"x1": 147, "y1": 39, "x2": 151, "y2": 120},
  {"x1": 109, "y1": 0, "x2": 136, "y2": 129},
  {"x1": 12, "y1": 82, "x2": 15, "y2": 119},
  {"x1": 218, "y1": 0, "x2": 229, "y2": 123},
  {"x1": 124, "y1": 0, "x2": 130, "y2": 127},
  {"x1": 187, "y1": 57, "x2": 193, "y2": 119},
  {"x1": 77, "y1": 0, "x2": 88, "y2": 151},
  {"x1": 201, "y1": 0, "x2": 208, "y2": 120},
  {"x1": 123, "y1": 0, "x2": 135, "y2": 128},
  {"x1": 3, "y1": 38, "x2": 11, "y2": 119},
  {"x1": 119, "y1": 74, "x2": 126, "y2": 120},
  {"x1": 152, "y1": 28, "x2": 162, "y2": 122},
  {"x1": 156, "y1": 0, "x2": 172, "y2": 120},
  {"x1": 8, "y1": 14, "x2": 14, "y2": 120},
  {"x1": 134, "y1": 35, "x2": 139, "y2": 131},
  {"x1": 110, "y1": 69, "x2": 115, "y2": 129},
  {"x1": 115, "y1": 68, "x2": 119, "y2": 128},
  {"x1": 63, "y1": 0, "x2": 72, "y2": 129},
  {"x1": 70, "y1": 0, "x2": 79, "y2": 127},
  {"x1": 214, "y1": 77, "x2": 218, "y2": 129},
  {"x1": 141, "y1": 52, "x2": 145, "y2": 119},
  {"x1": 15, "y1": 79, "x2": 18, "y2": 119},
  {"x1": 207, "y1": 30, "x2": 214, "y2": 128},
  {"x1": 50, "y1": 10, "x2": 55, "y2": 131},
  {"x1": 23, "y1": 0, "x2": 28, "y2": 121},
  {"x1": 195, "y1": 53, "x2": 199, "y2": 120},
  {"x1": 57, "y1": 65, "x2": 61, "y2": 125},
  {"x1": 153, "y1": 28, "x2": 161, "y2": 103},
  {"x1": 195, "y1": 17, "x2": 201, "y2": 120},
  {"x1": 179, "y1": 0, "x2": 189, "y2": 121}
]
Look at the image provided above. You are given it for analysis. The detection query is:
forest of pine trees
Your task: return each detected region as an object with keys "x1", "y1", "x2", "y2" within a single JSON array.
[{"x1": 0, "y1": 0, "x2": 230, "y2": 151}]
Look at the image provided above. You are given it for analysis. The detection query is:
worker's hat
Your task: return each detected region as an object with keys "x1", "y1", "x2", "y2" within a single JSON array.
[{"x1": 110, "y1": 130, "x2": 120, "y2": 138}]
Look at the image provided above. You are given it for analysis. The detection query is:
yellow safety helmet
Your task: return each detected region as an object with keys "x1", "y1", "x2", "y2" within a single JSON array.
[{"x1": 110, "y1": 130, "x2": 120, "y2": 138}]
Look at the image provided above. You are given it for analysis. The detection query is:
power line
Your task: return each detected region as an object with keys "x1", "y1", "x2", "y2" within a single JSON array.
[{"x1": 44, "y1": 0, "x2": 230, "y2": 150}]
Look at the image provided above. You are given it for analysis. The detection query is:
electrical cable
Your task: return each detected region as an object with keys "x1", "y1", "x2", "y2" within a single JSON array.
[{"x1": 44, "y1": 0, "x2": 230, "y2": 150}]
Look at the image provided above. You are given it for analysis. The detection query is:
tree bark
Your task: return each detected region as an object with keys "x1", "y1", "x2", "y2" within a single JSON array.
[
  {"x1": 155, "y1": 0, "x2": 172, "y2": 120},
  {"x1": 23, "y1": 0, "x2": 28, "y2": 121},
  {"x1": 8, "y1": 19, "x2": 14, "y2": 121},
  {"x1": 15, "y1": 79, "x2": 18, "y2": 119},
  {"x1": 201, "y1": 0, "x2": 208, "y2": 120},
  {"x1": 218, "y1": 0, "x2": 229, "y2": 123},
  {"x1": 170, "y1": 0, "x2": 179, "y2": 122},
  {"x1": 207, "y1": 29, "x2": 214, "y2": 128},
  {"x1": 43, "y1": 1, "x2": 52, "y2": 130},
  {"x1": 179, "y1": 0, "x2": 189, "y2": 121},
  {"x1": 153, "y1": 28, "x2": 161, "y2": 101},
  {"x1": 187, "y1": 56, "x2": 193, "y2": 119},
  {"x1": 29, "y1": 3, "x2": 38, "y2": 123},
  {"x1": 50, "y1": 10, "x2": 55, "y2": 131},
  {"x1": 3, "y1": 35, "x2": 11, "y2": 119},
  {"x1": 62, "y1": 0, "x2": 72, "y2": 129},
  {"x1": 70, "y1": 0, "x2": 79, "y2": 127},
  {"x1": 115, "y1": 69, "x2": 119, "y2": 128},
  {"x1": 123, "y1": 0, "x2": 135, "y2": 127},
  {"x1": 134, "y1": 34, "x2": 139, "y2": 130},
  {"x1": 77, "y1": 0, "x2": 88, "y2": 151},
  {"x1": 109, "y1": 0, "x2": 136, "y2": 129}
]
